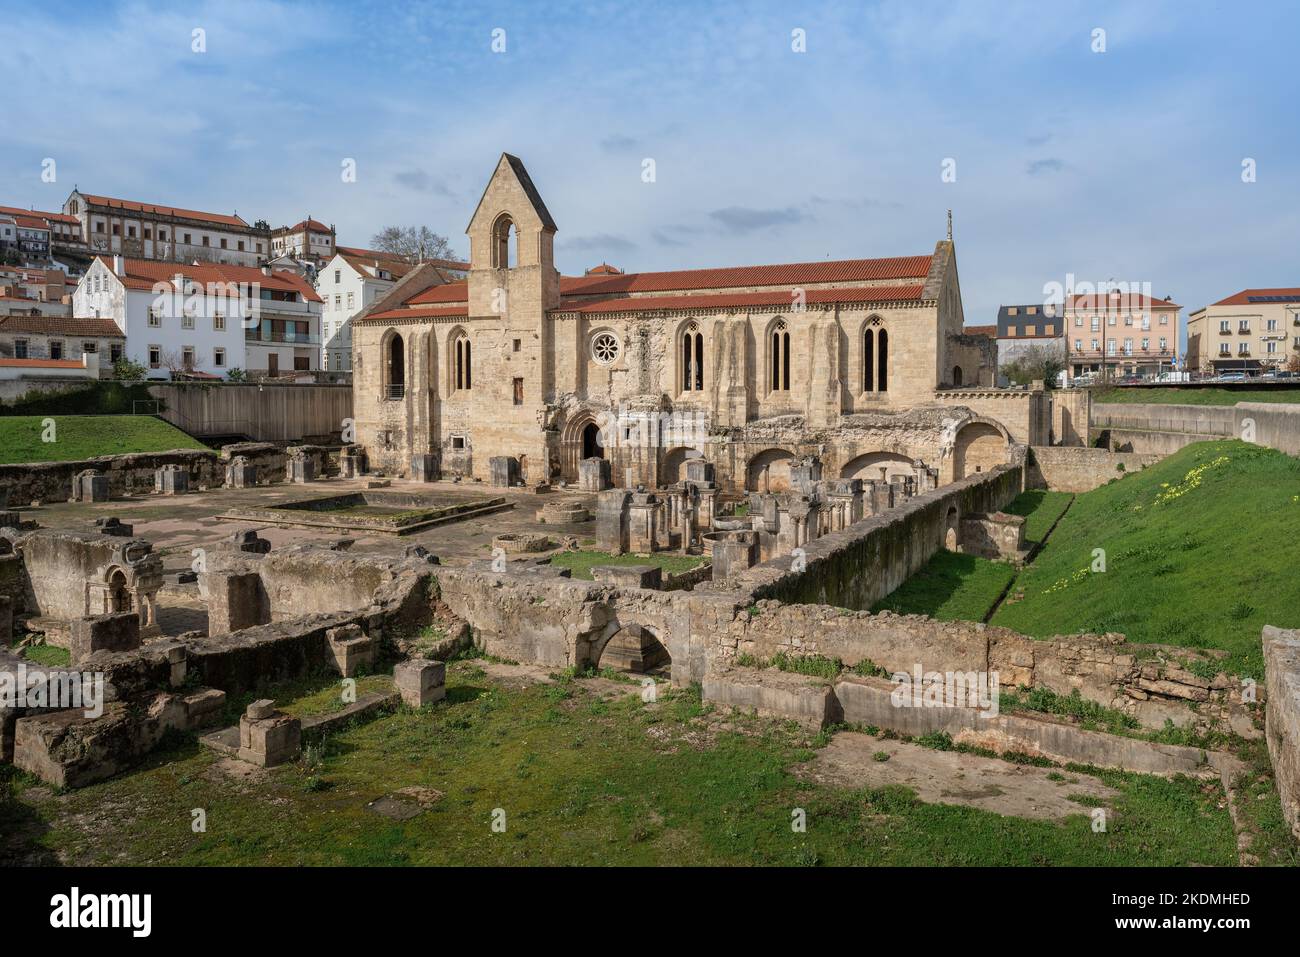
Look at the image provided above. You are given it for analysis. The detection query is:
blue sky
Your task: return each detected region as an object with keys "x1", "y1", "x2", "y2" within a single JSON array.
[{"x1": 3, "y1": 0, "x2": 1297, "y2": 326}]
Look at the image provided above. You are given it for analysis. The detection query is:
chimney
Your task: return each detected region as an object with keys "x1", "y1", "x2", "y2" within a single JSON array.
[{"x1": 112, "y1": 254, "x2": 124, "y2": 276}]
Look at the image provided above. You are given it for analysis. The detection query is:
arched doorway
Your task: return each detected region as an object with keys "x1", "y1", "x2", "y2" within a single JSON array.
[
  {"x1": 582, "y1": 422, "x2": 603, "y2": 460},
  {"x1": 952, "y1": 421, "x2": 1008, "y2": 480},
  {"x1": 952, "y1": 365, "x2": 963, "y2": 386},
  {"x1": 944, "y1": 507, "x2": 959, "y2": 551},
  {"x1": 108, "y1": 569, "x2": 132, "y2": 613}
]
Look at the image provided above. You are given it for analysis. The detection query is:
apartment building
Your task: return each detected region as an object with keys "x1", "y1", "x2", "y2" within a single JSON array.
[
  {"x1": 62, "y1": 191, "x2": 270, "y2": 267},
  {"x1": 995, "y1": 304, "x2": 1065, "y2": 371},
  {"x1": 271, "y1": 218, "x2": 336, "y2": 263},
  {"x1": 1062, "y1": 291, "x2": 1180, "y2": 379},
  {"x1": 1185, "y1": 288, "x2": 1300, "y2": 374},
  {"x1": 317, "y1": 250, "x2": 416, "y2": 372},
  {"x1": 0, "y1": 205, "x2": 82, "y2": 260},
  {"x1": 73, "y1": 255, "x2": 321, "y2": 379}
]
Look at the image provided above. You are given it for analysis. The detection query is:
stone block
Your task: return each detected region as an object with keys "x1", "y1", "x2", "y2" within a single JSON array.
[
  {"x1": 590, "y1": 564, "x2": 662, "y2": 589},
  {"x1": 684, "y1": 457, "x2": 714, "y2": 486},
  {"x1": 394, "y1": 657, "x2": 447, "y2": 708},
  {"x1": 578, "y1": 457, "x2": 611, "y2": 492},
  {"x1": 595, "y1": 489, "x2": 631, "y2": 554},
  {"x1": 327, "y1": 623, "x2": 375, "y2": 678},
  {"x1": 69, "y1": 612, "x2": 141, "y2": 664},
  {"x1": 489, "y1": 456, "x2": 520, "y2": 488},
  {"x1": 410, "y1": 452, "x2": 439, "y2": 482},
  {"x1": 154, "y1": 464, "x2": 190, "y2": 495},
  {"x1": 288, "y1": 456, "x2": 316, "y2": 484},
  {"x1": 238, "y1": 704, "x2": 301, "y2": 768},
  {"x1": 93, "y1": 516, "x2": 133, "y2": 536},
  {"x1": 230, "y1": 529, "x2": 271, "y2": 554},
  {"x1": 71, "y1": 470, "x2": 109, "y2": 503},
  {"x1": 201, "y1": 570, "x2": 270, "y2": 635}
]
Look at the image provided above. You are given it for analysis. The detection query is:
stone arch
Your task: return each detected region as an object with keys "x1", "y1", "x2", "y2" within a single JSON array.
[
  {"x1": 589, "y1": 620, "x2": 672, "y2": 675},
  {"x1": 840, "y1": 450, "x2": 915, "y2": 482},
  {"x1": 660, "y1": 446, "x2": 699, "y2": 486},
  {"x1": 107, "y1": 567, "x2": 132, "y2": 613},
  {"x1": 560, "y1": 408, "x2": 605, "y2": 482},
  {"x1": 745, "y1": 447, "x2": 796, "y2": 492},
  {"x1": 952, "y1": 420, "x2": 1010, "y2": 481},
  {"x1": 952, "y1": 365, "x2": 963, "y2": 386},
  {"x1": 491, "y1": 212, "x2": 516, "y2": 268}
]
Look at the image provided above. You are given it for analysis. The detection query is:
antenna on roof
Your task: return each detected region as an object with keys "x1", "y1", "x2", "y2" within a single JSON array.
[{"x1": 946, "y1": 209, "x2": 953, "y2": 242}]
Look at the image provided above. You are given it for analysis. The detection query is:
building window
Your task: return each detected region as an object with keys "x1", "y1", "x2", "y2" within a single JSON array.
[
  {"x1": 148, "y1": 307, "x2": 162, "y2": 327},
  {"x1": 453, "y1": 332, "x2": 471, "y2": 391},
  {"x1": 334, "y1": 295, "x2": 341, "y2": 310},
  {"x1": 1074, "y1": 339, "x2": 1082, "y2": 351},
  {"x1": 347, "y1": 291, "x2": 354, "y2": 309},
  {"x1": 1220, "y1": 344, "x2": 1231, "y2": 356},
  {"x1": 591, "y1": 331, "x2": 621, "y2": 365},
  {"x1": 1238, "y1": 342, "x2": 1249, "y2": 355},
  {"x1": 1239, "y1": 320, "x2": 1251, "y2": 333},
  {"x1": 1220, "y1": 320, "x2": 1230, "y2": 333},
  {"x1": 492, "y1": 214, "x2": 516, "y2": 269},
  {"x1": 214, "y1": 347, "x2": 226, "y2": 367},
  {"x1": 1267, "y1": 319, "x2": 1278, "y2": 331},
  {"x1": 513, "y1": 377, "x2": 524, "y2": 405},
  {"x1": 213, "y1": 312, "x2": 225, "y2": 331},
  {"x1": 863, "y1": 320, "x2": 888, "y2": 392},
  {"x1": 1159, "y1": 337, "x2": 1167, "y2": 351},
  {"x1": 512, "y1": 338, "x2": 521, "y2": 352},
  {"x1": 681, "y1": 322, "x2": 704, "y2": 392},
  {"x1": 451, "y1": 435, "x2": 466, "y2": 450},
  {"x1": 83, "y1": 341, "x2": 96, "y2": 354},
  {"x1": 149, "y1": 345, "x2": 161, "y2": 368},
  {"x1": 110, "y1": 343, "x2": 123, "y2": 362},
  {"x1": 14, "y1": 338, "x2": 27, "y2": 359},
  {"x1": 335, "y1": 270, "x2": 341, "y2": 284},
  {"x1": 49, "y1": 341, "x2": 64, "y2": 359},
  {"x1": 182, "y1": 313, "x2": 195, "y2": 330},
  {"x1": 769, "y1": 320, "x2": 790, "y2": 391}
]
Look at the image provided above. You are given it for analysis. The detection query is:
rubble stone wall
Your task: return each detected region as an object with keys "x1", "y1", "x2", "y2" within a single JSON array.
[
  {"x1": 1026, "y1": 446, "x2": 1163, "y2": 492},
  {"x1": 1264, "y1": 626, "x2": 1300, "y2": 839}
]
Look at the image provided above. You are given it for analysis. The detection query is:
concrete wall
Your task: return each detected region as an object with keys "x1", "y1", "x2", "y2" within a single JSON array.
[
  {"x1": 1093, "y1": 401, "x2": 1300, "y2": 457},
  {"x1": 149, "y1": 382, "x2": 352, "y2": 442},
  {"x1": 1026, "y1": 446, "x2": 1163, "y2": 492},
  {"x1": 719, "y1": 464, "x2": 1024, "y2": 611}
]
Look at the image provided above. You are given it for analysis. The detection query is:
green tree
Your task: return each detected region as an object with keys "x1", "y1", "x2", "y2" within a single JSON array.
[
  {"x1": 112, "y1": 357, "x2": 148, "y2": 381},
  {"x1": 1002, "y1": 344, "x2": 1066, "y2": 389}
]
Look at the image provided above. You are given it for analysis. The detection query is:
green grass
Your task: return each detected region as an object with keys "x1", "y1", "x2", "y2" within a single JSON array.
[
  {"x1": 1001, "y1": 489, "x2": 1074, "y2": 544},
  {"x1": 18, "y1": 644, "x2": 71, "y2": 668},
  {"x1": 0, "y1": 415, "x2": 206, "y2": 464},
  {"x1": 871, "y1": 550, "x2": 1017, "y2": 622},
  {"x1": 548, "y1": 550, "x2": 707, "y2": 581},
  {"x1": 992, "y1": 440, "x2": 1300, "y2": 678},
  {"x1": 0, "y1": 663, "x2": 1245, "y2": 866},
  {"x1": 1094, "y1": 387, "x2": 1300, "y2": 406}
]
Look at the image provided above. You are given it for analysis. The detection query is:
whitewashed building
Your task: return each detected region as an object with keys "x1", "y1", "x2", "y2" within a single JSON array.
[{"x1": 73, "y1": 255, "x2": 322, "y2": 379}]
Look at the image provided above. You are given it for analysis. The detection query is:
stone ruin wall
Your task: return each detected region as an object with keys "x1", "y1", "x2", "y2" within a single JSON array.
[
  {"x1": 1026, "y1": 446, "x2": 1164, "y2": 493},
  {"x1": 732, "y1": 463, "x2": 1024, "y2": 610},
  {"x1": 0, "y1": 441, "x2": 342, "y2": 506}
]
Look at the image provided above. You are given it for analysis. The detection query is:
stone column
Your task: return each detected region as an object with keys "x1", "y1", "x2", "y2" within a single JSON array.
[{"x1": 627, "y1": 491, "x2": 659, "y2": 554}]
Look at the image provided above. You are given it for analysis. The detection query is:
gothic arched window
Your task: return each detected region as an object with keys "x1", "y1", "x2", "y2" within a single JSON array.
[
  {"x1": 452, "y1": 331, "x2": 472, "y2": 391},
  {"x1": 770, "y1": 319, "x2": 790, "y2": 391},
  {"x1": 681, "y1": 322, "x2": 703, "y2": 392}
]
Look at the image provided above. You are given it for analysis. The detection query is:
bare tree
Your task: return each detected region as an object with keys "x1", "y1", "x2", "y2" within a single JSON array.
[
  {"x1": 1002, "y1": 344, "x2": 1066, "y2": 388},
  {"x1": 370, "y1": 226, "x2": 459, "y2": 264}
]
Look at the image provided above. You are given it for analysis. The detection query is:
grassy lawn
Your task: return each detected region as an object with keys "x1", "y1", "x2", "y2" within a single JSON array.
[
  {"x1": 0, "y1": 415, "x2": 206, "y2": 465},
  {"x1": 1001, "y1": 489, "x2": 1074, "y2": 544},
  {"x1": 548, "y1": 550, "x2": 707, "y2": 581},
  {"x1": 871, "y1": 550, "x2": 1017, "y2": 622},
  {"x1": 16, "y1": 644, "x2": 71, "y2": 668},
  {"x1": 1094, "y1": 387, "x2": 1300, "y2": 406},
  {"x1": 992, "y1": 440, "x2": 1300, "y2": 677},
  {"x1": 0, "y1": 662, "x2": 1244, "y2": 866}
]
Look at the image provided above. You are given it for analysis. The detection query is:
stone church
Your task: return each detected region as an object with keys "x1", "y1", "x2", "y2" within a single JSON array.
[{"x1": 351, "y1": 154, "x2": 1050, "y2": 494}]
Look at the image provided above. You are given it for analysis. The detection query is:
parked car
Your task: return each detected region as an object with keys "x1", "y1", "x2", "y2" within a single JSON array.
[{"x1": 1217, "y1": 372, "x2": 1248, "y2": 382}]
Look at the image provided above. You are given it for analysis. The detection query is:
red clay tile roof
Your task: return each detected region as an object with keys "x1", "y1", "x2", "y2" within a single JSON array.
[
  {"x1": 1067, "y1": 292, "x2": 1180, "y2": 310},
  {"x1": 94, "y1": 256, "x2": 322, "y2": 302},
  {"x1": 13, "y1": 215, "x2": 50, "y2": 231},
  {"x1": 335, "y1": 246, "x2": 469, "y2": 272},
  {"x1": 0, "y1": 205, "x2": 79, "y2": 225},
  {"x1": 585, "y1": 263, "x2": 624, "y2": 275},
  {"x1": 553, "y1": 284, "x2": 926, "y2": 315},
  {"x1": 0, "y1": 357, "x2": 86, "y2": 369},
  {"x1": 407, "y1": 281, "x2": 469, "y2": 305},
  {"x1": 78, "y1": 194, "x2": 250, "y2": 229},
  {"x1": 963, "y1": 324, "x2": 997, "y2": 336},
  {"x1": 560, "y1": 255, "x2": 932, "y2": 297},
  {"x1": 339, "y1": 254, "x2": 417, "y2": 281},
  {"x1": 1210, "y1": 287, "x2": 1300, "y2": 306},
  {"x1": 366, "y1": 305, "x2": 471, "y2": 321},
  {"x1": 0, "y1": 315, "x2": 124, "y2": 336},
  {"x1": 283, "y1": 219, "x2": 333, "y2": 234}
]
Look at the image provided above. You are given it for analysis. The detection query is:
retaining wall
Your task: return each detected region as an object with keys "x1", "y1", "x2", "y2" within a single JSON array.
[{"x1": 1026, "y1": 446, "x2": 1163, "y2": 492}]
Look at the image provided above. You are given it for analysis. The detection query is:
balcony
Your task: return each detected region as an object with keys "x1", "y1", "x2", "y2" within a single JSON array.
[{"x1": 244, "y1": 327, "x2": 320, "y2": 346}]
